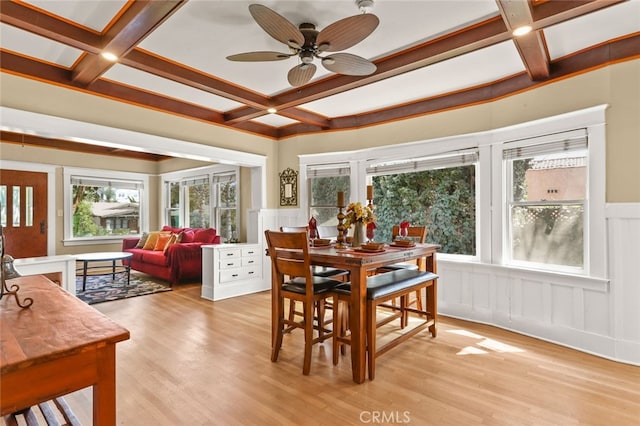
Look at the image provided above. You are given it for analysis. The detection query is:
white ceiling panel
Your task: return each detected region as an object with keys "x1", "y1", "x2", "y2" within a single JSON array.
[
  {"x1": 251, "y1": 114, "x2": 299, "y2": 127},
  {"x1": 102, "y1": 64, "x2": 245, "y2": 111},
  {"x1": 22, "y1": 0, "x2": 127, "y2": 32},
  {"x1": 301, "y1": 40, "x2": 525, "y2": 117},
  {"x1": 138, "y1": 0, "x2": 500, "y2": 95},
  {"x1": 544, "y1": 1, "x2": 640, "y2": 60},
  {"x1": 0, "y1": 23, "x2": 82, "y2": 68}
]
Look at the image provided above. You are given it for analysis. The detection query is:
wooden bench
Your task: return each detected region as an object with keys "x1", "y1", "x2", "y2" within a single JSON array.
[
  {"x1": 332, "y1": 269, "x2": 439, "y2": 379},
  {"x1": 4, "y1": 397, "x2": 80, "y2": 426}
]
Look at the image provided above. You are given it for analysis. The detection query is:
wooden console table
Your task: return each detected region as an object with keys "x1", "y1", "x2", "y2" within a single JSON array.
[{"x1": 1, "y1": 275, "x2": 130, "y2": 425}]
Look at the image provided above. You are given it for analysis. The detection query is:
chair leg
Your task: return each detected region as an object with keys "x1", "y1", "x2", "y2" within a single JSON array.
[
  {"x1": 271, "y1": 296, "x2": 285, "y2": 362},
  {"x1": 317, "y1": 299, "x2": 326, "y2": 341},
  {"x1": 367, "y1": 300, "x2": 377, "y2": 380},
  {"x1": 302, "y1": 300, "x2": 314, "y2": 375}
]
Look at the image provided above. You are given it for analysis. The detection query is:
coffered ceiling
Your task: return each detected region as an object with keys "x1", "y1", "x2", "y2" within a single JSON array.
[{"x1": 1, "y1": 0, "x2": 639, "y2": 142}]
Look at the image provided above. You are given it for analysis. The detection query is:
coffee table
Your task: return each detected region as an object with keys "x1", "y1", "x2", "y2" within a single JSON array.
[{"x1": 76, "y1": 252, "x2": 133, "y2": 291}]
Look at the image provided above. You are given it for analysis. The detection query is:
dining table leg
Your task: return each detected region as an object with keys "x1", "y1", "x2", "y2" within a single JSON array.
[{"x1": 349, "y1": 267, "x2": 367, "y2": 383}]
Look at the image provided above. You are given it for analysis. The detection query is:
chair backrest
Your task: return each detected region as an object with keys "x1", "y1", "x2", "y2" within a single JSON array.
[
  {"x1": 391, "y1": 225, "x2": 427, "y2": 243},
  {"x1": 265, "y1": 230, "x2": 313, "y2": 290},
  {"x1": 280, "y1": 226, "x2": 309, "y2": 233}
]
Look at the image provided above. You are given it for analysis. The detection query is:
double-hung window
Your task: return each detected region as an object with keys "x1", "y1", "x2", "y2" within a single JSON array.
[
  {"x1": 307, "y1": 163, "x2": 351, "y2": 229},
  {"x1": 366, "y1": 150, "x2": 478, "y2": 254},
  {"x1": 212, "y1": 173, "x2": 238, "y2": 242},
  {"x1": 503, "y1": 132, "x2": 588, "y2": 273},
  {"x1": 163, "y1": 166, "x2": 238, "y2": 242}
]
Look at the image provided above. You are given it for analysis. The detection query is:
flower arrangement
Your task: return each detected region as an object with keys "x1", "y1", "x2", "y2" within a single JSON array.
[{"x1": 344, "y1": 202, "x2": 376, "y2": 228}]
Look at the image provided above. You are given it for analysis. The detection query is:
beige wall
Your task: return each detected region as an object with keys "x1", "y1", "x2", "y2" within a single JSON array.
[
  {"x1": 277, "y1": 59, "x2": 640, "y2": 203},
  {"x1": 1, "y1": 59, "x2": 639, "y2": 219}
]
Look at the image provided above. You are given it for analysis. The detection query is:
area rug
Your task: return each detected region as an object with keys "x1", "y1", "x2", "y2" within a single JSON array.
[{"x1": 76, "y1": 272, "x2": 171, "y2": 305}]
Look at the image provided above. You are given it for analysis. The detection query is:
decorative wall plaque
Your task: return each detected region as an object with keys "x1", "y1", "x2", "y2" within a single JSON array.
[{"x1": 279, "y1": 167, "x2": 298, "y2": 206}]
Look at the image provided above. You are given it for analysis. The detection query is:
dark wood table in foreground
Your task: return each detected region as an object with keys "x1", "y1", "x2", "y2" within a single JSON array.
[{"x1": 1, "y1": 275, "x2": 130, "y2": 425}]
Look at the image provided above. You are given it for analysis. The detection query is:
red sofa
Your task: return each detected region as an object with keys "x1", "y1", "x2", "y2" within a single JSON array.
[{"x1": 122, "y1": 226, "x2": 221, "y2": 285}]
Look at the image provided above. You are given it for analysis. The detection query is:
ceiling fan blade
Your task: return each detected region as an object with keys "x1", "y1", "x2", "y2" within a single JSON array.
[
  {"x1": 288, "y1": 63, "x2": 317, "y2": 87},
  {"x1": 316, "y1": 14, "x2": 379, "y2": 52},
  {"x1": 249, "y1": 4, "x2": 304, "y2": 48},
  {"x1": 226, "y1": 51, "x2": 292, "y2": 62},
  {"x1": 322, "y1": 53, "x2": 376, "y2": 76}
]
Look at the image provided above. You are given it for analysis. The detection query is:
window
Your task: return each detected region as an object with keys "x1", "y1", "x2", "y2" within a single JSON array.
[
  {"x1": 213, "y1": 173, "x2": 238, "y2": 242},
  {"x1": 367, "y1": 151, "x2": 478, "y2": 255},
  {"x1": 307, "y1": 163, "x2": 350, "y2": 229},
  {"x1": 163, "y1": 166, "x2": 239, "y2": 242},
  {"x1": 65, "y1": 171, "x2": 145, "y2": 241},
  {"x1": 504, "y1": 133, "x2": 587, "y2": 272}
]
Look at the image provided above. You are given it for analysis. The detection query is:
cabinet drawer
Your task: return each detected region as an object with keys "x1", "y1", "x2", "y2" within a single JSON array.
[
  {"x1": 242, "y1": 256, "x2": 260, "y2": 267},
  {"x1": 219, "y1": 258, "x2": 241, "y2": 269},
  {"x1": 219, "y1": 265, "x2": 261, "y2": 283},
  {"x1": 241, "y1": 247, "x2": 260, "y2": 257},
  {"x1": 218, "y1": 248, "x2": 241, "y2": 259}
]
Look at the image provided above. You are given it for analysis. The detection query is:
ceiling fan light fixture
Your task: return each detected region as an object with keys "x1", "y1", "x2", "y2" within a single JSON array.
[
  {"x1": 322, "y1": 57, "x2": 336, "y2": 66},
  {"x1": 512, "y1": 25, "x2": 532, "y2": 37},
  {"x1": 318, "y1": 42, "x2": 331, "y2": 51},
  {"x1": 356, "y1": 0, "x2": 374, "y2": 14},
  {"x1": 267, "y1": 108, "x2": 277, "y2": 114}
]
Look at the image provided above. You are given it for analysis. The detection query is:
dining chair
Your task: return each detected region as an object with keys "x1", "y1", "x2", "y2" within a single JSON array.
[
  {"x1": 280, "y1": 226, "x2": 348, "y2": 338},
  {"x1": 265, "y1": 230, "x2": 344, "y2": 375}
]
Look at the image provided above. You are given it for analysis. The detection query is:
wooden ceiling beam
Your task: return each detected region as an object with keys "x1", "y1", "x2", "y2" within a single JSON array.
[
  {"x1": 496, "y1": 0, "x2": 549, "y2": 80},
  {"x1": 72, "y1": 0, "x2": 187, "y2": 85}
]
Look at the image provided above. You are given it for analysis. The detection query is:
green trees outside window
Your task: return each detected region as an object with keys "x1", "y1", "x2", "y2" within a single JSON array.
[{"x1": 371, "y1": 166, "x2": 476, "y2": 255}]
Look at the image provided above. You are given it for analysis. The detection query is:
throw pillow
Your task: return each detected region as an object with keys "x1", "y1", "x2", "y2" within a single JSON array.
[
  {"x1": 154, "y1": 233, "x2": 172, "y2": 251},
  {"x1": 180, "y1": 229, "x2": 196, "y2": 243},
  {"x1": 194, "y1": 228, "x2": 216, "y2": 244},
  {"x1": 135, "y1": 232, "x2": 149, "y2": 249},
  {"x1": 142, "y1": 231, "x2": 168, "y2": 250},
  {"x1": 163, "y1": 233, "x2": 179, "y2": 253}
]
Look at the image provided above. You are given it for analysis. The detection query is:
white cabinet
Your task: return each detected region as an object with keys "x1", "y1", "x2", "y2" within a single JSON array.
[{"x1": 201, "y1": 243, "x2": 268, "y2": 301}]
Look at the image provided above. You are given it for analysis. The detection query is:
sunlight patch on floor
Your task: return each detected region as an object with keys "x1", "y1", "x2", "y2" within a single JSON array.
[{"x1": 448, "y1": 329, "x2": 526, "y2": 355}]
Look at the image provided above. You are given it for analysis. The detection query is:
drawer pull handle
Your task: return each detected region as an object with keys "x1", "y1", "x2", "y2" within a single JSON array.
[
  {"x1": 226, "y1": 253, "x2": 234, "y2": 256},
  {"x1": 248, "y1": 271, "x2": 254, "y2": 275},
  {"x1": 232, "y1": 274, "x2": 239, "y2": 278},
  {"x1": 247, "y1": 260, "x2": 254, "y2": 264},
  {"x1": 226, "y1": 263, "x2": 234, "y2": 266},
  {"x1": 247, "y1": 251, "x2": 255, "y2": 254}
]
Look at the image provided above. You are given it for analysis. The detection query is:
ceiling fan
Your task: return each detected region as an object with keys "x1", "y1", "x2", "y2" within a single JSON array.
[{"x1": 226, "y1": 3, "x2": 379, "y2": 87}]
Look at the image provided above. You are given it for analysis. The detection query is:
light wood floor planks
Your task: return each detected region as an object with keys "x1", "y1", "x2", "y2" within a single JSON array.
[{"x1": 64, "y1": 284, "x2": 640, "y2": 425}]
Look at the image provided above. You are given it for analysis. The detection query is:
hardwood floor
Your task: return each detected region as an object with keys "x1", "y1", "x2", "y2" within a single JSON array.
[{"x1": 64, "y1": 284, "x2": 640, "y2": 425}]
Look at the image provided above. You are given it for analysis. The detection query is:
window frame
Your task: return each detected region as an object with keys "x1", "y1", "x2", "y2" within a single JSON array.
[
  {"x1": 502, "y1": 131, "x2": 588, "y2": 274},
  {"x1": 63, "y1": 167, "x2": 149, "y2": 246},
  {"x1": 365, "y1": 150, "x2": 479, "y2": 257},
  {"x1": 161, "y1": 165, "x2": 239, "y2": 241},
  {"x1": 299, "y1": 105, "x2": 607, "y2": 279}
]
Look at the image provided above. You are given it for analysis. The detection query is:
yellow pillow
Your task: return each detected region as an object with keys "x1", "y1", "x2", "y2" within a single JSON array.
[
  {"x1": 163, "y1": 233, "x2": 179, "y2": 253},
  {"x1": 142, "y1": 231, "x2": 168, "y2": 250},
  {"x1": 154, "y1": 233, "x2": 172, "y2": 251}
]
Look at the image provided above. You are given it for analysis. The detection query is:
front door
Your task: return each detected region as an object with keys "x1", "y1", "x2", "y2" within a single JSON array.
[{"x1": 0, "y1": 169, "x2": 48, "y2": 258}]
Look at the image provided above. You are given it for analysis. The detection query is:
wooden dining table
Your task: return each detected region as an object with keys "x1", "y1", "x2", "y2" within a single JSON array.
[
  {"x1": 1, "y1": 274, "x2": 130, "y2": 425},
  {"x1": 272, "y1": 242, "x2": 439, "y2": 384}
]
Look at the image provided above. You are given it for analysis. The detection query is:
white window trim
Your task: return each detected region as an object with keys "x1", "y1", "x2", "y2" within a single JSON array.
[
  {"x1": 299, "y1": 104, "x2": 608, "y2": 279},
  {"x1": 63, "y1": 167, "x2": 149, "y2": 246}
]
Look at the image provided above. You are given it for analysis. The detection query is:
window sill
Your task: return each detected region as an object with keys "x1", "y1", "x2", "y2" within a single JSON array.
[{"x1": 62, "y1": 236, "x2": 133, "y2": 247}]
